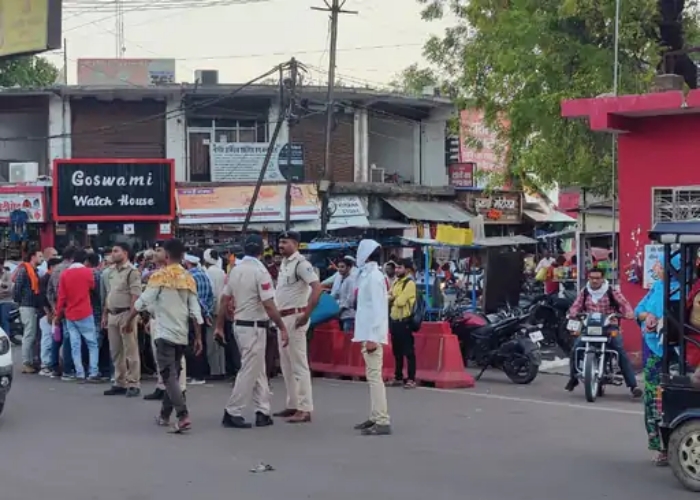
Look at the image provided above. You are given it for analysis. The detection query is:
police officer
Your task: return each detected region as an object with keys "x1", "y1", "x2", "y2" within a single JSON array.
[
  {"x1": 215, "y1": 234, "x2": 288, "y2": 429},
  {"x1": 273, "y1": 231, "x2": 322, "y2": 423}
]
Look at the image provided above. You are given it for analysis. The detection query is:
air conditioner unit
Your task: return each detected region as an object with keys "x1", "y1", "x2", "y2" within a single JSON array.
[
  {"x1": 370, "y1": 167, "x2": 385, "y2": 183},
  {"x1": 9, "y1": 162, "x2": 39, "y2": 183},
  {"x1": 195, "y1": 70, "x2": 219, "y2": 85}
]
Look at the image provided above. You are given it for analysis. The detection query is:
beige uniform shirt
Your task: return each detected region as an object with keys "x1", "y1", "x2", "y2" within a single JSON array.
[
  {"x1": 275, "y1": 252, "x2": 319, "y2": 310},
  {"x1": 105, "y1": 263, "x2": 142, "y2": 311},
  {"x1": 224, "y1": 257, "x2": 275, "y2": 321}
]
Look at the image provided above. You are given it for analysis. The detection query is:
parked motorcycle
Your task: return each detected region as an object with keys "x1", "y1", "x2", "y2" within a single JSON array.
[
  {"x1": 524, "y1": 291, "x2": 576, "y2": 353},
  {"x1": 449, "y1": 309, "x2": 542, "y2": 384},
  {"x1": 7, "y1": 305, "x2": 23, "y2": 346},
  {"x1": 567, "y1": 312, "x2": 623, "y2": 402}
]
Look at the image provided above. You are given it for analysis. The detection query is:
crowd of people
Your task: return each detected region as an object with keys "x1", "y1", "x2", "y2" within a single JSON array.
[{"x1": 6, "y1": 232, "x2": 419, "y2": 436}]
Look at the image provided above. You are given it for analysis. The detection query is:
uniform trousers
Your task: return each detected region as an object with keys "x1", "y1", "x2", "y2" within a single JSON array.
[
  {"x1": 278, "y1": 315, "x2": 313, "y2": 412},
  {"x1": 225, "y1": 324, "x2": 270, "y2": 417},
  {"x1": 107, "y1": 311, "x2": 141, "y2": 389}
]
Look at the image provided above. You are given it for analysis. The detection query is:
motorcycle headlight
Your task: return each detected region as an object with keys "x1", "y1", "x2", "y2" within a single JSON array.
[
  {"x1": 0, "y1": 336, "x2": 9, "y2": 356},
  {"x1": 587, "y1": 326, "x2": 603, "y2": 336}
]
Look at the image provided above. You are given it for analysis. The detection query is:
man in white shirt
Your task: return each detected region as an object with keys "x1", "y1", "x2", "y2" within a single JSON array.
[
  {"x1": 203, "y1": 248, "x2": 227, "y2": 378},
  {"x1": 353, "y1": 239, "x2": 391, "y2": 436},
  {"x1": 535, "y1": 250, "x2": 555, "y2": 274}
]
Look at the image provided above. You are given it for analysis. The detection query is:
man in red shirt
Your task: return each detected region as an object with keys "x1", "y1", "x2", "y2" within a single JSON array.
[{"x1": 55, "y1": 249, "x2": 100, "y2": 382}]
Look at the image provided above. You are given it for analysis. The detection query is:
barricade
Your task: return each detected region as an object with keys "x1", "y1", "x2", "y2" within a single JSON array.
[{"x1": 308, "y1": 319, "x2": 474, "y2": 389}]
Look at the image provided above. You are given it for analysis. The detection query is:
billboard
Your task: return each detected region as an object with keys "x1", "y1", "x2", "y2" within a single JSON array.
[
  {"x1": 0, "y1": 0, "x2": 62, "y2": 58},
  {"x1": 77, "y1": 58, "x2": 176, "y2": 86}
]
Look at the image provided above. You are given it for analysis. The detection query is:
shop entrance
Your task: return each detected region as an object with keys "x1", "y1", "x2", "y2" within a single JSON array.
[{"x1": 55, "y1": 223, "x2": 158, "y2": 253}]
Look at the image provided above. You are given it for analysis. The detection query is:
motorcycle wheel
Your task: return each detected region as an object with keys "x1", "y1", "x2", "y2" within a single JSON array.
[
  {"x1": 503, "y1": 355, "x2": 539, "y2": 384},
  {"x1": 583, "y1": 353, "x2": 599, "y2": 403}
]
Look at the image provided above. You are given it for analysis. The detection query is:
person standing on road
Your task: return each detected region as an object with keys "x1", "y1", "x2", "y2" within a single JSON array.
[
  {"x1": 273, "y1": 231, "x2": 322, "y2": 424},
  {"x1": 55, "y1": 249, "x2": 100, "y2": 383},
  {"x1": 48, "y1": 246, "x2": 77, "y2": 380},
  {"x1": 130, "y1": 238, "x2": 203, "y2": 433},
  {"x1": 335, "y1": 256, "x2": 358, "y2": 333},
  {"x1": 353, "y1": 239, "x2": 392, "y2": 436},
  {"x1": 183, "y1": 253, "x2": 214, "y2": 385},
  {"x1": 103, "y1": 243, "x2": 142, "y2": 397},
  {"x1": 143, "y1": 246, "x2": 187, "y2": 401},
  {"x1": 14, "y1": 247, "x2": 42, "y2": 373},
  {"x1": 38, "y1": 247, "x2": 58, "y2": 277},
  {"x1": 216, "y1": 234, "x2": 288, "y2": 429},
  {"x1": 203, "y1": 248, "x2": 227, "y2": 379},
  {"x1": 389, "y1": 258, "x2": 418, "y2": 389},
  {"x1": 38, "y1": 258, "x2": 61, "y2": 376}
]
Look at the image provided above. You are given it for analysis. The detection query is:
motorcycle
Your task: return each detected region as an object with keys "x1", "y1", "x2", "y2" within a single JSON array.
[
  {"x1": 567, "y1": 312, "x2": 623, "y2": 402},
  {"x1": 449, "y1": 309, "x2": 543, "y2": 384},
  {"x1": 524, "y1": 291, "x2": 576, "y2": 353},
  {"x1": 0, "y1": 325, "x2": 12, "y2": 416},
  {"x1": 7, "y1": 305, "x2": 23, "y2": 346}
]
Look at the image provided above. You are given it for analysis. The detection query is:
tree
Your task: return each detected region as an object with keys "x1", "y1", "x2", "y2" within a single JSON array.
[
  {"x1": 413, "y1": 0, "x2": 699, "y2": 193},
  {"x1": 0, "y1": 56, "x2": 59, "y2": 87},
  {"x1": 390, "y1": 63, "x2": 439, "y2": 94}
]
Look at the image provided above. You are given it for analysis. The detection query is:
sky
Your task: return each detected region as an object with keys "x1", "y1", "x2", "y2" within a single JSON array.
[{"x1": 43, "y1": 0, "x2": 454, "y2": 87}]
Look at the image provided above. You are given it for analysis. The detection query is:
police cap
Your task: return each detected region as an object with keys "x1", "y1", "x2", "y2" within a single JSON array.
[
  {"x1": 244, "y1": 234, "x2": 264, "y2": 255},
  {"x1": 278, "y1": 230, "x2": 301, "y2": 243}
]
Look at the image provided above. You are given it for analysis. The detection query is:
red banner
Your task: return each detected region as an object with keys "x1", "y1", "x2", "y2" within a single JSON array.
[{"x1": 448, "y1": 163, "x2": 474, "y2": 189}]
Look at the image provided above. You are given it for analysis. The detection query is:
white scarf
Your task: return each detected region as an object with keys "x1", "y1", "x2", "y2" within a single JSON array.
[{"x1": 586, "y1": 280, "x2": 609, "y2": 304}]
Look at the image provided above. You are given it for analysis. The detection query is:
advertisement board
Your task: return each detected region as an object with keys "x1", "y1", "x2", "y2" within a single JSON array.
[
  {"x1": 77, "y1": 58, "x2": 176, "y2": 86},
  {"x1": 448, "y1": 163, "x2": 474, "y2": 189},
  {"x1": 0, "y1": 0, "x2": 62, "y2": 58},
  {"x1": 210, "y1": 142, "x2": 305, "y2": 183}
]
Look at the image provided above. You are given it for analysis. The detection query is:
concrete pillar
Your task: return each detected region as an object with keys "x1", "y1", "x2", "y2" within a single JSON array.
[
  {"x1": 420, "y1": 107, "x2": 452, "y2": 186},
  {"x1": 165, "y1": 95, "x2": 187, "y2": 182},
  {"x1": 268, "y1": 96, "x2": 289, "y2": 146},
  {"x1": 47, "y1": 94, "x2": 70, "y2": 165},
  {"x1": 353, "y1": 107, "x2": 368, "y2": 182}
]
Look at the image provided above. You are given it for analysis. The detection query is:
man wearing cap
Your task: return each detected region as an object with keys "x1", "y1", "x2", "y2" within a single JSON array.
[
  {"x1": 273, "y1": 230, "x2": 322, "y2": 423},
  {"x1": 215, "y1": 234, "x2": 288, "y2": 429}
]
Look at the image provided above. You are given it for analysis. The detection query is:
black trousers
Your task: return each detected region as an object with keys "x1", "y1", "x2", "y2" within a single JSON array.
[
  {"x1": 390, "y1": 319, "x2": 416, "y2": 381},
  {"x1": 186, "y1": 321, "x2": 209, "y2": 380}
]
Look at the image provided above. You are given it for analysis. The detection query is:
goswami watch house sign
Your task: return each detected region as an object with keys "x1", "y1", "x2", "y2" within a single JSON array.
[
  {"x1": 52, "y1": 159, "x2": 175, "y2": 221},
  {"x1": 465, "y1": 191, "x2": 522, "y2": 224}
]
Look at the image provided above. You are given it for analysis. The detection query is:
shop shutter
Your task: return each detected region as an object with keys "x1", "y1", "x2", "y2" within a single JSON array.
[{"x1": 71, "y1": 99, "x2": 166, "y2": 158}]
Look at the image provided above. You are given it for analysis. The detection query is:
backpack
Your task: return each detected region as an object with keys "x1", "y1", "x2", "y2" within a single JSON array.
[
  {"x1": 401, "y1": 278, "x2": 426, "y2": 332},
  {"x1": 582, "y1": 286, "x2": 619, "y2": 312}
]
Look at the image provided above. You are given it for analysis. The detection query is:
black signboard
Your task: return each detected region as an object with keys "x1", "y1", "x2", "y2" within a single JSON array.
[{"x1": 53, "y1": 160, "x2": 174, "y2": 221}]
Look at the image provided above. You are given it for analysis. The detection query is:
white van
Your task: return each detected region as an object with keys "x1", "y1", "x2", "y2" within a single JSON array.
[{"x1": 0, "y1": 327, "x2": 12, "y2": 415}]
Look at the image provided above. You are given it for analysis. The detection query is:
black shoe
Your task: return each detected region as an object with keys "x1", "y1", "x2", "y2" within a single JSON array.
[
  {"x1": 255, "y1": 411, "x2": 274, "y2": 427},
  {"x1": 353, "y1": 420, "x2": 375, "y2": 430},
  {"x1": 565, "y1": 379, "x2": 578, "y2": 392},
  {"x1": 104, "y1": 386, "x2": 127, "y2": 396},
  {"x1": 125, "y1": 388, "x2": 141, "y2": 398},
  {"x1": 143, "y1": 388, "x2": 165, "y2": 401},
  {"x1": 631, "y1": 387, "x2": 643, "y2": 398},
  {"x1": 221, "y1": 412, "x2": 252, "y2": 429}
]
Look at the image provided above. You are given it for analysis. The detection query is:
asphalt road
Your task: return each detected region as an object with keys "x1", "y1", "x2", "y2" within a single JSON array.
[{"x1": 0, "y1": 355, "x2": 693, "y2": 500}]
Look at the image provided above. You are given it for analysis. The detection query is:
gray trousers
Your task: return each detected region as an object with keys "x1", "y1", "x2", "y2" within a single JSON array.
[
  {"x1": 19, "y1": 306, "x2": 38, "y2": 366},
  {"x1": 155, "y1": 339, "x2": 188, "y2": 419},
  {"x1": 206, "y1": 315, "x2": 226, "y2": 376}
]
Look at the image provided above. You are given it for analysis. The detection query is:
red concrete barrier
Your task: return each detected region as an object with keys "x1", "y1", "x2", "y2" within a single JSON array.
[
  {"x1": 308, "y1": 321, "x2": 345, "y2": 373},
  {"x1": 418, "y1": 321, "x2": 452, "y2": 336}
]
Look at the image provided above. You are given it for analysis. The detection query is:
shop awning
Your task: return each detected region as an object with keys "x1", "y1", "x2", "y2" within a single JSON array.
[
  {"x1": 473, "y1": 235, "x2": 538, "y2": 247},
  {"x1": 368, "y1": 218, "x2": 412, "y2": 229},
  {"x1": 383, "y1": 199, "x2": 473, "y2": 223},
  {"x1": 523, "y1": 209, "x2": 576, "y2": 224}
]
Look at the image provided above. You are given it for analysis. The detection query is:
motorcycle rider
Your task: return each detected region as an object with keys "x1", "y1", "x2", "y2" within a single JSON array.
[{"x1": 565, "y1": 266, "x2": 642, "y2": 398}]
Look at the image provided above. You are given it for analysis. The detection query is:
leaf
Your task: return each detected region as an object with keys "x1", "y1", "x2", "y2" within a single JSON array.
[{"x1": 0, "y1": 56, "x2": 60, "y2": 88}]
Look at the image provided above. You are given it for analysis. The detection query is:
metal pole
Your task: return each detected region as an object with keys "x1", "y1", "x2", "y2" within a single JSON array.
[
  {"x1": 242, "y1": 65, "x2": 287, "y2": 235},
  {"x1": 284, "y1": 59, "x2": 299, "y2": 231},
  {"x1": 610, "y1": 0, "x2": 620, "y2": 286}
]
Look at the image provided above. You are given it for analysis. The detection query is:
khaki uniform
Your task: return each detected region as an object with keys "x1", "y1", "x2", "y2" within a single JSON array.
[
  {"x1": 275, "y1": 252, "x2": 318, "y2": 413},
  {"x1": 105, "y1": 263, "x2": 142, "y2": 389},
  {"x1": 224, "y1": 258, "x2": 275, "y2": 417}
]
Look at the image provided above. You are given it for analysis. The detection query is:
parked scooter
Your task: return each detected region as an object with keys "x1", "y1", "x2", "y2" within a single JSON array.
[
  {"x1": 0, "y1": 325, "x2": 12, "y2": 416},
  {"x1": 448, "y1": 309, "x2": 543, "y2": 384}
]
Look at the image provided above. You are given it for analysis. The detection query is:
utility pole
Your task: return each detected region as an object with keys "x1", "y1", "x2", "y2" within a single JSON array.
[
  {"x1": 312, "y1": 0, "x2": 357, "y2": 235},
  {"x1": 284, "y1": 58, "x2": 300, "y2": 231}
]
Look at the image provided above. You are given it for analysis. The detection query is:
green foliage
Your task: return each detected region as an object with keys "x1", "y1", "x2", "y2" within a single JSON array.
[
  {"x1": 389, "y1": 63, "x2": 440, "y2": 95},
  {"x1": 0, "y1": 56, "x2": 59, "y2": 88},
  {"x1": 409, "y1": 0, "x2": 691, "y2": 193}
]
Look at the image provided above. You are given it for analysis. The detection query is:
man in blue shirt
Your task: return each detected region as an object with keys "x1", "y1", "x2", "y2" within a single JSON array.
[{"x1": 183, "y1": 253, "x2": 213, "y2": 385}]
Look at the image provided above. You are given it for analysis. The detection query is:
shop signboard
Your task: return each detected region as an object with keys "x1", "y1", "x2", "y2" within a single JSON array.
[
  {"x1": 328, "y1": 196, "x2": 367, "y2": 217},
  {"x1": 463, "y1": 190, "x2": 522, "y2": 224},
  {"x1": 0, "y1": 186, "x2": 46, "y2": 223},
  {"x1": 210, "y1": 142, "x2": 305, "y2": 183},
  {"x1": 175, "y1": 183, "x2": 318, "y2": 224},
  {"x1": 52, "y1": 159, "x2": 175, "y2": 221},
  {"x1": 77, "y1": 58, "x2": 176, "y2": 86},
  {"x1": 448, "y1": 163, "x2": 475, "y2": 189},
  {"x1": 0, "y1": 0, "x2": 63, "y2": 58}
]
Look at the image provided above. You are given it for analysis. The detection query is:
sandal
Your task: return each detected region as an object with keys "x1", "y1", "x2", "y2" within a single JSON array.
[
  {"x1": 155, "y1": 416, "x2": 170, "y2": 427},
  {"x1": 404, "y1": 380, "x2": 417, "y2": 389},
  {"x1": 653, "y1": 452, "x2": 669, "y2": 467}
]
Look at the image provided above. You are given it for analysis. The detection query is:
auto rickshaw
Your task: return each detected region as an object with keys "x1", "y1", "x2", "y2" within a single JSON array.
[{"x1": 649, "y1": 221, "x2": 700, "y2": 491}]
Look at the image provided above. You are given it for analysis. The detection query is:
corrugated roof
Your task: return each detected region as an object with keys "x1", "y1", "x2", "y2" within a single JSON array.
[
  {"x1": 368, "y1": 218, "x2": 412, "y2": 229},
  {"x1": 383, "y1": 199, "x2": 472, "y2": 223},
  {"x1": 523, "y1": 209, "x2": 576, "y2": 224},
  {"x1": 473, "y1": 235, "x2": 538, "y2": 247}
]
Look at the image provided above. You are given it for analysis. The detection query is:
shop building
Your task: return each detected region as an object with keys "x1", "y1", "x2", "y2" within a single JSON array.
[{"x1": 52, "y1": 159, "x2": 175, "y2": 250}]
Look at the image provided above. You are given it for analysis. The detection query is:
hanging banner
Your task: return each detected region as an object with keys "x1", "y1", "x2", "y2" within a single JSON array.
[{"x1": 210, "y1": 142, "x2": 305, "y2": 183}]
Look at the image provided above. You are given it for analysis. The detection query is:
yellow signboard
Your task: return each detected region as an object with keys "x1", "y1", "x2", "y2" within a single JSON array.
[{"x1": 0, "y1": 0, "x2": 62, "y2": 58}]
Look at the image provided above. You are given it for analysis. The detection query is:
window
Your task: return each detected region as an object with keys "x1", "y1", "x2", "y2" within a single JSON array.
[
  {"x1": 652, "y1": 187, "x2": 700, "y2": 224},
  {"x1": 187, "y1": 119, "x2": 268, "y2": 181}
]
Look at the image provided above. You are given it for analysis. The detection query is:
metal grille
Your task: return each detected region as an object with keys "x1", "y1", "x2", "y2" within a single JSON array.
[{"x1": 652, "y1": 187, "x2": 700, "y2": 223}]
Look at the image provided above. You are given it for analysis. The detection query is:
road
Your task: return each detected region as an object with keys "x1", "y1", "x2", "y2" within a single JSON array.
[{"x1": 0, "y1": 356, "x2": 693, "y2": 500}]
